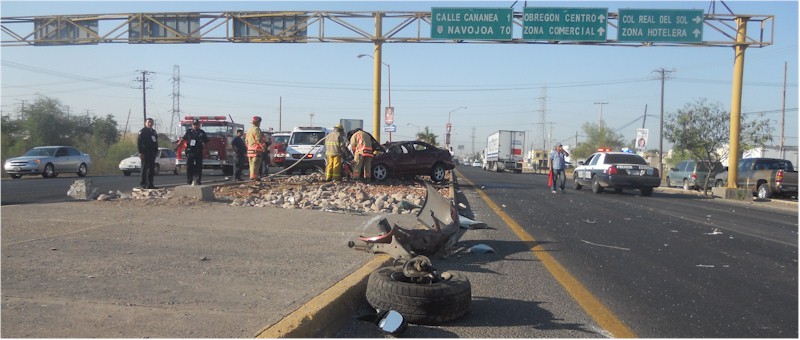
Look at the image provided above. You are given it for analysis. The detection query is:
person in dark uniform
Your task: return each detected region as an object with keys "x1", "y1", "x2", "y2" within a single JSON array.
[
  {"x1": 231, "y1": 128, "x2": 247, "y2": 181},
  {"x1": 181, "y1": 119, "x2": 209, "y2": 185},
  {"x1": 137, "y1": 118, "x2": 159, "y2": 189}
]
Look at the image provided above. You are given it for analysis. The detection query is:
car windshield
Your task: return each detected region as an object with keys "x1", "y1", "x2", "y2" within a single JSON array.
[
  {"x1": 290, "y1": 132, "x2": 325, "y2": 145},
  {"x1": 605, "y1": 154, "x2": 647, "y2": 165},
  {"x1": 23, "y1": 147, "x2": 57, "y2": 157},
  {"x1": 274, "y1": 135, "x2": 289, "y2": 144}
]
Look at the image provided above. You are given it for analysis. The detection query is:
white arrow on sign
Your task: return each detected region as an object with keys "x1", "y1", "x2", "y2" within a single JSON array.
[
  {"x1": 692, "y1": 16, "x2": 702, "y2": 24},
  {"x1": 693, "y1": 28, "x2": 701, "y2": 38},
  {"x1": 598, "y1": 27, "x2": 605, "y2": 36},
  {"x1": 598, "y1": 14, "x2": 606, "y2": 22}
]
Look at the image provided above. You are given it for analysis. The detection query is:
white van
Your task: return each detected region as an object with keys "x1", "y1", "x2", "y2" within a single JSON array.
[{"x1": 284, "y1": 126, "x2": 330, "y2": 174}]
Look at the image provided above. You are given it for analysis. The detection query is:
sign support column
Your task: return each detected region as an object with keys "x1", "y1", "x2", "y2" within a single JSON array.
[
  {"x1": 727, "y1": 16, "x2": 748, "y2": 188},
  {"x1": 371, "y1": 12, "x2": 383, "y2": 143}
]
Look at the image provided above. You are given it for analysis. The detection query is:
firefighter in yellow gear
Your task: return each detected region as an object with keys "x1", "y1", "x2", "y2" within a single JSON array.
[
  {"x1": 350, "y1": 128, "x2": 374, "y2": 180},
  {"x1": 246, "y1": 116, "x2": 267, "y2": 180},
  {"x1": 324, "y1": 124, "x2": 347, "y2": 181}
]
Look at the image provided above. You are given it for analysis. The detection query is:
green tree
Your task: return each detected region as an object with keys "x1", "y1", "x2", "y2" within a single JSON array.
[
  {"x1": 416, "y1": 126, "x2": 438, "y2": 146},
  {"x1": 23, "y1": 96, "x2": 72, "y2": 146},
  {"x1": 571, "y1": 121, "x2": 626, "y2": 160},
  {"x1": 665, "y1": 98, "x2": 773, "y2": 193}
]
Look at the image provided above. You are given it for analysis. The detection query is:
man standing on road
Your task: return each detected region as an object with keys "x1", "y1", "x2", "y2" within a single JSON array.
[
  {"x1": 246, "y1": 116, "x2": 267, "y2": 181},
  {"x1": 324, "y1": 123, "x2": 347, "y2": 181},
  {"x1": 231, "y1": 128, "x2": 247, "y2": 181},
  {"x1": 549, "y1": 143, "x2": 569, "y2": 194},
  {"x1": 349, "y1": 128, "x2": 374, "y2": 181},
  {"x1": 181, "y1": 119, "x2": 209, "y2": 185},
  {"x1": 137, "y1": 118, "x2": 159, "y2": 189}
]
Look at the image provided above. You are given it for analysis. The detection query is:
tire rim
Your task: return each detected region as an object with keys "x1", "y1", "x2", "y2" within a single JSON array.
[{"x1": 433, "y1": 166, "x2": 444, "y2": 181}]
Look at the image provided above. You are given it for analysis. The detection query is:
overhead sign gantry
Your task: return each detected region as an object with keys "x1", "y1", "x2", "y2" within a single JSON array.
[{"x1": 1, "y1": 7, "x2": 776, "y2": 190}]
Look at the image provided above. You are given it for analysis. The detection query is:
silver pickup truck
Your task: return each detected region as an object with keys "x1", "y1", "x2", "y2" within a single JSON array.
[{"x1": 714, "y1": 158, "x2": 798, "y2": 199}]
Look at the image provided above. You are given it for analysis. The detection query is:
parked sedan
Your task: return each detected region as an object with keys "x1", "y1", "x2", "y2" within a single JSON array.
[
  {"x1": 4, "y1": 146, "x2": 91, "y2": 179},
  {"x1": 370, "y1": 141, "x2": 455, "y2": 182},
  {"x1": 572, "y1": 151, "x2": 660, "y2": 196},
  {"x1": 119, "y1": 148, "x2": 179, "y2": 176}
]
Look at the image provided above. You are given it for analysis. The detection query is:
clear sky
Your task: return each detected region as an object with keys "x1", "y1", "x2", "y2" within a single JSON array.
[{"x1": 1, "y1": 0, "x2": 797, "y2": 158}]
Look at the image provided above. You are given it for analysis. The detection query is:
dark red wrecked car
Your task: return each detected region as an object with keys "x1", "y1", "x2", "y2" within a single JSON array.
[{"x1": 369, "y1": 141, "x2": 455, "y2": 182}]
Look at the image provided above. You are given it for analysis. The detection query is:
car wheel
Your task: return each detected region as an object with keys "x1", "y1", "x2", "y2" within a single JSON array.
[
  {"x1": 373, "y1": 164, "x2": 389, "y2": 182},
  {"x1": 10, "y1": 174, "x2": 21, "y2": 179},
  {"x1": 173, "y1": 166, "x2": 179, "y2": 175},
  {"x1": 591, "y1": 176, "x2": 604, "y2": 194},
  {"x1": 682, "y1": 179, "x2": 691, "y2": 191},
  {"x1": 757, "y1": 183, "x2": 771, "y2": 199},
  {"x1": 77, "y1": 163, "x2": 88, "y2": 177},
  {"x1": 573, "y1": 176, "x2": 582, "y2": 190},
  {"x1": 175, "y1": 165, "x2": 183, "y2": 175},
  {"x1": 366, "y1": 266, "x2": 471, "y2": 325},
  {"x1": 430, "y1": 163, "x2": 446, "y2": 183},
  {"x1": 640, "y1": 187, "x2": 654, "y2": 196},
  {"x1": 42, "y1": 163, "x2": 55, "y2": 178},
  {"x1": 122, "y1": 171, "x2": 131, "y2": 176},
  {"x1": 153, "y1": 164, "x2": 160, "y2": 176},
  {"x1": 665, "y1": 176, "x2": 671, "y2": 187}
]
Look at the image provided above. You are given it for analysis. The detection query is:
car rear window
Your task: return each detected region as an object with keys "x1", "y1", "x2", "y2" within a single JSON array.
[
  {"x1": 605, "y1": 154, "x2": 647, "y2": 165},
  {"x1": 755, "y1": 159, "x2": 795, "y2": 171}
]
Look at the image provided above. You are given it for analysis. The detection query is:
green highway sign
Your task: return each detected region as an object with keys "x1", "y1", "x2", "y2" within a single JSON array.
[
  {"x1": 431, "y1": 7, "x2": 513, "y2": 40},
  {"x1": 617, "y1": 9, "x2": 704, "y2": 43},
  {"x1": 522, "y1": 7, "x2": 607, "y2": 42}
]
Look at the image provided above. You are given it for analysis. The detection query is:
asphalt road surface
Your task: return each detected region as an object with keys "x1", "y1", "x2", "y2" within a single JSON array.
[
  {"x1": 452, "y1": 165, "x2": 797, "y2": 338},
  {"x1": 1, "y1": 169, "x2": 235, "y2": 205}
]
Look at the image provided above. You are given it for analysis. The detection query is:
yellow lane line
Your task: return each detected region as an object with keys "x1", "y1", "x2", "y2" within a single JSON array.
[{"x1": 456, "y1": 170, "x2": 637, "y2": 338}]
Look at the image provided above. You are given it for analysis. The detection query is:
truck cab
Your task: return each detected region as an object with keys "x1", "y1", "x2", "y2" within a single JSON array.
[{"x1": 175, "y1": 115, "x2": 244, "y2": 176}]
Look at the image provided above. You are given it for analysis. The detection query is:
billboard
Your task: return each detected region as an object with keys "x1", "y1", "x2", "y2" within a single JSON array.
[{"x1": 636, "y1": 128, "x2": 649, "y2": 150}]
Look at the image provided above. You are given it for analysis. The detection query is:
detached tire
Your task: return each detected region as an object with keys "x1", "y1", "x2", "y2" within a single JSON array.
[{"x1": 366, "y1": 266, "x2": 471, "y2": 325}]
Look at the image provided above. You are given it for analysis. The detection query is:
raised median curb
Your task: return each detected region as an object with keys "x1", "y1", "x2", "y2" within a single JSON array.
[{"x1": 252, "y1": 174, "x2": 459, "y2": 338}]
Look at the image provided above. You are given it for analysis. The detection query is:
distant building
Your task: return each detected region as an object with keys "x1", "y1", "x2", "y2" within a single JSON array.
[{"x1": 719, "y1": 145, "x2": 799, "y2": 165}]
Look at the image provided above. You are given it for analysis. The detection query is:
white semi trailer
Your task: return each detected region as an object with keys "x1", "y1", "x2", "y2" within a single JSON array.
[{"x1": 484, "y1": 130, "x2": 525, "y2": 173}]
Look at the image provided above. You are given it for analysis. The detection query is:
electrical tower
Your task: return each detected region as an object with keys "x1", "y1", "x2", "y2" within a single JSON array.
[{"x1": 171, "y1": 65, "x2": 181, "y2": 139}]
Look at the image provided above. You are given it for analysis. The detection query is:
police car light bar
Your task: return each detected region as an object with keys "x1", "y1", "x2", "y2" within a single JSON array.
[{"x1": 183, "y1": 116, "x2": 227, "y2": 121}]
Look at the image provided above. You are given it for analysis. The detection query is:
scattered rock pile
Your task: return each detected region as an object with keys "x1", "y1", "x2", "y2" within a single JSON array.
[
  {"x1": 216, "y1": 173, "x2": 448, "y2": 214},
  {"x1": 112, "y1": 172, "x2": 451, "y2": 215}
]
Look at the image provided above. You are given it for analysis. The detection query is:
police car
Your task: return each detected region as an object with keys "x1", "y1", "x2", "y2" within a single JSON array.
[{"x1": 572, "y1": 150, "x2": 660, "y2": 196}]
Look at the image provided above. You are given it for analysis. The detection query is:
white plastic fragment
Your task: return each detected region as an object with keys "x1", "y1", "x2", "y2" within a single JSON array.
[{"x1": 467, "y1": 244, "x2": 495, "y2": 253}]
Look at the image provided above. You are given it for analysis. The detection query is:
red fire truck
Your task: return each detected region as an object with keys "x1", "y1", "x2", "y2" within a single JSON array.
[{"x1": 175, "y1": 115, "x2": 244, "y2": 176}]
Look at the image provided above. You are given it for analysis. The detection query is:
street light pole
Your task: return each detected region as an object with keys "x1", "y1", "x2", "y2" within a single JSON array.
[
  {"x1": 446, "y1": 106, "x2": 466, "y2": 151},
  {"x1": 407, "y1": 122, "x2": 420, "y2": 139}
]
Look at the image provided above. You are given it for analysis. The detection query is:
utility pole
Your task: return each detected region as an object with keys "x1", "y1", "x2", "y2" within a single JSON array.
[
  {"x1": 594, "y1": 101, "x2": 608, "y2": 122},
  {"x1": 653, "y1": 67, "x2": 675, "y2": 178},
  {"x1": 15, "y1": 99, "x2": 25, "y2": 120},
  {"x1": 279, "y1": 97, "x2": 283, "y2": 131},
  {"x1": 780, "y1": 61, "x2": 787, "y2": 159},
  {"x1": 171, "y1": 65, "x2": 181, "y2": 139},
  {"x1": 471, "y1": 126, "x2": 476, "y2": 156},
  {"x1": 538, "y1": 87, "x2": 547, "y2": 151},
  {"x1": 642, "y1": 104, "x2": 648, "y2": 129},
  {"x1": 134, "y1": 70, "x2": 154, "y2": 122},
  {"x1": 309, "y1": 112, "x2": 315, "y2": 126}
]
